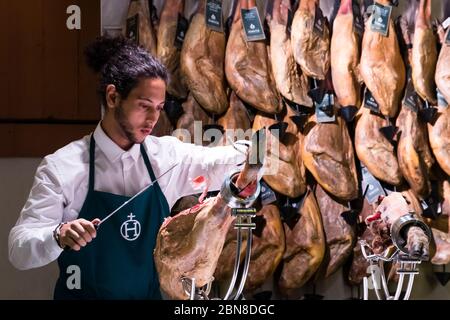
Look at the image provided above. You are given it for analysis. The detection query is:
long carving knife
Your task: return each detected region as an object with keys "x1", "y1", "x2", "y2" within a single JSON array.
[{"x1": 94, "y1": 163, "x2": 179, "y2": 229}]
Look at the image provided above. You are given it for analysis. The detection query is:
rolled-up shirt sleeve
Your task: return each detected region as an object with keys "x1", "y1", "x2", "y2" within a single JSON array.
[{"x1": 8, "y1": 157, "x2": 64, "y2": 270}]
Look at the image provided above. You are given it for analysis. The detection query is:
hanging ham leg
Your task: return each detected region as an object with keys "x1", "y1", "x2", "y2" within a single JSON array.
[
  {"x1": 278, "y1": 189, "x2": 325, "y2": 297},
  {"x1": 175, "y1": 93, "x2": 213, "y2": 144},
  {"x1": 315, "y1": 184, "x2": 355, "y2": 278},
  {"x1": 411, "y1": 0, "x2": 437, "y2": 104},
  {"x1": 365, "y1": 192, "x2": 430, "y2": 259},
  {"x1": 180, "y1": 0, "x2": 228, "y2": 114},
  {"x1": 360, "y1": 0, "x2": 405, "y2": 117},
  {"x1": 395, "y1": 5, "x2": 434, "y2": 199},
  {"x1": 291, "y1": 0, "x2": 330, "y2": 79},
  {"x1": 242, "y1": 204, "x2": 285, "y2": 293},
  {"x1": 155, "y1": 146, "x2": 262, "y2": 300},
  {"x1": 430, "y1": 180, "x2": 450, "y2": 265},
  {"x1": 253, "y1": 107, "x2": 307, "y2": 198},
  {"x1": 157, "y1": 0, "x2": 188, "y2": 99},
  {"x1": 348, "y1": 189, "x2": 424, "y2": 284},
  {"x1": 428, "y1": 105, "x2": 450, "y2": 176},
  {"x1": 225, "y1": 0, "x2": 281, "y2": 114},
  {"x1": 268, "y1": 0, "x2": 313, "y2": 106},
  {"x1": 125, "y1": 0, "x2": 157, "y2": 56},
  {"x1": 396, "y1": 103, "x2": 434, "y2": 199},
  {"x1": 302, "y1": 108, "x2": 359, "y2": 200},
  {"x1": 217, "y1": 92, "x2": 252, "y2": 146},
  {"x1": 331, "y1": 0, "x2": 361, "y2": 109},
  {"x1": 348, "y1": 199, "x2": 375, "y2": 285},
  {"x1": 429, "y1": 24, "x2": 450, "y2": 176},
  {"x1": 355, "y1": 107, "x2": 403, "y2": 185},
  {"x1": 435, "y1": 30, "x2": 450, "y2": 104}
]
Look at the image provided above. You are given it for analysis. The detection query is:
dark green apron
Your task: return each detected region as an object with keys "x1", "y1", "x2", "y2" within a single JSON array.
[{"x1": 54, "y1": 137, "x2": 169, "y2": 299}]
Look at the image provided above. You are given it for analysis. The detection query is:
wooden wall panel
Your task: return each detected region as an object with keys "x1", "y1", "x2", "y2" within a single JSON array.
[
  {"x1": 1, "y1": 1, "x2": 45, "y2": 119},
  {"x1": 0, "y1": 0, "x2": 101, "y2": 157},
  {"x1": 42, "y1": 0, "x2": 79, "y2": 119},
  {"x1": 0, "y1": 0, "x2": 9, "y2": 119}
]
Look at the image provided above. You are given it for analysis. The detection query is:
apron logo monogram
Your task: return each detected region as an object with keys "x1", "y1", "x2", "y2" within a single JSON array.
[{"x1": 120, "y1": 213, "x2": 141, "y2": 241}]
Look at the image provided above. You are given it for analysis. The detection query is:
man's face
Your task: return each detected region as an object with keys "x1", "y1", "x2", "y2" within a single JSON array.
[{"x1": 114, "y1": 78, "x2": 166, "y2": 144}]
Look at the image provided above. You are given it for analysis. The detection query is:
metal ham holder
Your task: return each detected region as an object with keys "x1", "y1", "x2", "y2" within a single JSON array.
[
  {"x1": 181, "y1": 128, "x2": 266, "y2": 300},
  {"x1": 359, "y1": 213, "x2": 432, "y2": 300}
]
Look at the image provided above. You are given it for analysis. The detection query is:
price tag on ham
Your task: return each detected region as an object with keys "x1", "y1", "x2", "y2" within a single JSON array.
[
  {"x1": 174, "y1": 14, "x2": 189, "y2": 48},
  {"x1": 241, "y1": 6, "x2": 266, "y2": 41},
  {"x1": 370, "y1": 2, "x2": 392, "y2": 37},
  {"x1": 206, "y1": 0, "x2": 223, "y2": 32}
]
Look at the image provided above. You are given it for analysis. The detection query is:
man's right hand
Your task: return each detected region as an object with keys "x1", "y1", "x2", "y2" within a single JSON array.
[{"x1": 59, "y1": 218, "x2": 100, "y2": 251}]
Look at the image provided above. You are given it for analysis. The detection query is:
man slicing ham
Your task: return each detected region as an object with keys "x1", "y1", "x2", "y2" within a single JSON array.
[{"x1": 8, "y1": 36, "x2": 248, "y2": 300}]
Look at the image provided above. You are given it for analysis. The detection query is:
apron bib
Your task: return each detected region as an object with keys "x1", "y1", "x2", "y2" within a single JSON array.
[{"x1": 54, "y1": 137, "x2": 169, "y2": 299}]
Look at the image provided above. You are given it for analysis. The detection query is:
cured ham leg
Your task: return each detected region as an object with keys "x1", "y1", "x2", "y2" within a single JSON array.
[
  {"x1": 360, "y1": 0, "x2": 405, "y2": 117},
  {"x1": 268, "y1": 0, "x2": 313, "y2": 106},
  {"x1": 395, "y1": 4, "x2": 434, "y2": 199},
  {"x1": 180, "y1": 0, "x2": 228, "y2": 114},
  {"x1": 315, "y1": 185, "x2": 355, "y2": 277},
  {"x1": 175, "y1": 93, "x2": 213, "y2": 144},
  {"x1": 278, "y1": 190, "x2": 325, "y2": 296},
  {"x1": 396, "y1": 103, "x2": 434, "y2": 199},
  {"x1": 291, "y1": 0, "x2": 330, "y2": 79},
  {"x1": 217, "y1": 92, "x2": 252, "y2": 146},
  {"x1": 302, "y1": 108, "x2": 359, "y2": 200},
  {"x1": 225, "y1": 0, "x2": 281, "y2": 113},
  {"x1": 331, "y1": 0, "x2": 361, "y2": 109},
  {"x1": 157, "y1": 0, "x2": 188, "y2": 99},
  {"x1": 428, "y1": 24, "x2": 450, "y2": 176},
  {"x1": 348, "y1": 189, "x2": 424, "y2": 284},
  {"x1": 348, "y1": 199, "x2": 376, "y2": 285},
  {"x1": 428, "y1": 105, "x2": 450, "y2": 175},
  {"x1": 411, "y1": 0, "x2": 437, "y2": 104},
  {"x1": 355, "y1": 107, "x2": 403, "y2": 185},
  {"x1": 430, "y1": 180, "x2": 450, "y2": 265},
  {"x1": 125, "y1": 0, "x2": 157, "y2": 56},
  {"x1": 365, "y1": 192, "x2": 430, "y2": 260},
  {"x1": 155, "y1": 144, "x2": 263, "y2": 299},
  {"x1": 253, "y1": 106, "x2": 306, "y2": 198},
  {"x1": 435, "y1": 29, "x2": 450, "y2": 104}
]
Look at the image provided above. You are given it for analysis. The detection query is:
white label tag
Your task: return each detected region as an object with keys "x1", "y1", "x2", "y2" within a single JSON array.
[{"x1": 442, "y1": 17, "x2": 450, "y2": 30}]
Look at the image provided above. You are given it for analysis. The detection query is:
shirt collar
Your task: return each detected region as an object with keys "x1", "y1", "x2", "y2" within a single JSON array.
[{"x1": 93, "y1": 123, "x2": 141, "y2": 163}]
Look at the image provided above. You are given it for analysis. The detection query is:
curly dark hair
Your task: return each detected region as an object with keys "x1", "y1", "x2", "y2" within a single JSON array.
[{"x1": 84, "y1": 36, "x2": 169, "y2": 107}]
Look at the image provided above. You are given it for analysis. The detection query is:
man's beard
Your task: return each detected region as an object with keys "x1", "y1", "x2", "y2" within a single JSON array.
[{"x1": 114, "y1": 103, "x2": 142, "y2": 144}]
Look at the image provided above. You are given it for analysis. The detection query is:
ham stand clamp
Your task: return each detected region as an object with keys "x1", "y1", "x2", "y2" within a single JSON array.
[
  {"x1": 182, "y1": 128, "x2": 266, "y2": 301},
  {"x1": 360, "y1": 213, "x2": 432, "y2": 300},
  {"x1": 180, "y1": 170, "x2": 261, "y2": 301},
  {"x1": 222, "y1": 169, "x2": 261, "y2": 301}
]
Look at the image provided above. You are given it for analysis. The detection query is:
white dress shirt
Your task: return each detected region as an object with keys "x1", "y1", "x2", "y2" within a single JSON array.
[{"x1": 9, "y1": 123, "x2": 247, "y2": 270}]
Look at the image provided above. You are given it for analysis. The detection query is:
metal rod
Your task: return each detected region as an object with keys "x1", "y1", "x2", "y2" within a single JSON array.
[
  {"x1": 234, "y1": 228, "x2": 253, "y2": 300},
  {"x1": 369, "y1": 262, "x2": 383, "y2": 300},
  {"x1": 190, "y1": 278, "x2": 196, "y2": 300},
  {"x1": 379, "y1": 260, "x2": 391, "y2": 299},
  {"x1": 394, "y1": 273, "x2": 405, "y2": 300},
  {"x1": 403, "y1": 265, "x2": 416, "y2": 300},
  {"x1": 224, "y1": 226, "x2": 243, "y2": 300},
  {"x1": 363, "y1": 278, "x2": 369, "y2": 300}
]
